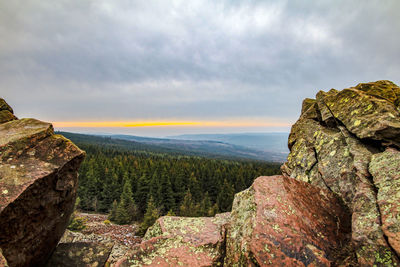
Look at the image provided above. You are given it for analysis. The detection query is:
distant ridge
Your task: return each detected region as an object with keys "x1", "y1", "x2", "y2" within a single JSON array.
[
  {"x1": 168, "y1": 133, "x2": 289, "y2": 154},
  {"x1": 58, "y1": 132, "x2": 287, "y2": 162}
]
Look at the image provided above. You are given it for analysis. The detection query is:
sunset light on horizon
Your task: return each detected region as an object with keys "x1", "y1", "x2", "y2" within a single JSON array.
[{"x1": 52, "y1": 120, "x2": 292, "y2": 128}]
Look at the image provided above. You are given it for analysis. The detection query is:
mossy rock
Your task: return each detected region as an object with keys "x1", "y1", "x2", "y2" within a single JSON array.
[
  {"x1": 283, "y1": 80, "x2": 400, "y2": 265},
  {"x1": 120, "y1": 213, "x2": 230, "y2": 266}
]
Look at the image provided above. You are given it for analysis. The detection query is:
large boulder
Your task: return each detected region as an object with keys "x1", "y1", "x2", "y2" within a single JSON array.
[
  {"x1": 224, "y1": 175, "x2": 350, "y2": 266},
  {"x1": 0, "y1": 98, "x2": 85, "y2": 266},
  {"x1": 118, "y1": 213, "x2": 230, "y2": 266},
  {"x1": 282, "y1": 80, "x2": 400, "y2": 265}
]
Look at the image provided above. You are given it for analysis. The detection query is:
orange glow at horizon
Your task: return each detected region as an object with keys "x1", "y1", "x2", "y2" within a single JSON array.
[{"x1": 52, "y1": 120, "x2": 291, "y2": 128}]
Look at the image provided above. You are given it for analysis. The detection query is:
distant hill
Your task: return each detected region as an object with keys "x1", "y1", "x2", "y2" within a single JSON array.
[
  {"x1": 168, "y1": 133, "x2": 289, "y2": 154},
  {"x1": 58, "y1": 132, "x2": 287, "y2": 162}
]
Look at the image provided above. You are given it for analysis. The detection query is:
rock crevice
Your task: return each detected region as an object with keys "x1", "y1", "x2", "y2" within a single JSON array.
[
  {"x1": 283, "y1": 80, "x2": 400, "y2": 265},
  {"x1": 114, "y1": 80, "x2": 400, "y2": 266},
  {"x1": 2, "y1": 80, "x2": 400, "y2": 266}
]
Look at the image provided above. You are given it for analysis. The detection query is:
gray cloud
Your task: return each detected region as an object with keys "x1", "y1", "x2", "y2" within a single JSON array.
[{"x1": 0, "y1": 0, "x2": 399, "y2": 126}]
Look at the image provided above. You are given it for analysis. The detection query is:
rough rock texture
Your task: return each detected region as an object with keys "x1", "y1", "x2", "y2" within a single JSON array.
[
  {"x1": 0, "y1": 98, "x2": 85, "y2": 266},
  {"x1": 118, "y1": 213, "x2": 230, "y2": 266},
  {"x1": 224, "y1": 175, "x2": 350, "y2": 266},
  {"x1": 58, "y1": 228, "x2": 139, "y2": 266},
  {"x1": 370, "y1": 147, "x2": 400, "y2": 257},
  {"x1": 0, "y1": 99, "x2": 17, "y2": 124},
  {"x1": 46, "y1": 242, "x2": 113, "y2": 267},
  {"x1": 282, "y1": 80, "x2": 400, "y2": 265}
]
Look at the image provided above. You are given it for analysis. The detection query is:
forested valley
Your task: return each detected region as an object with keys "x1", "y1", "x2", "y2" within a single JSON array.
[{"x1": 64, "y1": 133, "x2": 281, "y2": 235}]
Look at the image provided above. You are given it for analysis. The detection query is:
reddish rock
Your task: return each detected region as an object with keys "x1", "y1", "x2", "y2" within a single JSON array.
[
  {"x1": 119, "y1": 213, "x2": 230, "y2": 266},
  {"x1": 0, "y1": 104, "x2": 85, "y2": 266},
  {"x1": 283, "y1": 80, "x2": 400, "y2": 265},
  {"x1": 224, "y1": 175, "x2": 350, "y2": 266}
]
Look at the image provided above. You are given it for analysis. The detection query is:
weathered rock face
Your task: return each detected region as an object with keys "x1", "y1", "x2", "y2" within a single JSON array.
[
  {"x1": 370, "y1": 147, "x2": 400, "y2": 257},
  {"x1": 45, "y1": 242, "x2": 113, "y2": 267},
  {"x1": 0, "y1": 98, "x2": 85, "y2": 266},
  {"x1": 118, "y1": 213, "x2": 230, "y2": 266},
  {"x1": 0, "y1": 99, "x2": 17, "y2": 124},
  {"x1": 282, "y1": 80, "x2": 400, "y2": 265},
  {"x1": 224, "y1": 175, "x2": 350, "y2": 266},
  {"x1": 55, "y1": 227, "x2": 138, "y2": 266}
]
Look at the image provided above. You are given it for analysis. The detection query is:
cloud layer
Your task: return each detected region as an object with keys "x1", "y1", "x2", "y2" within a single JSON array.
[{"x1": 1, "y1": 0, "x2": 399, "y2": 127}]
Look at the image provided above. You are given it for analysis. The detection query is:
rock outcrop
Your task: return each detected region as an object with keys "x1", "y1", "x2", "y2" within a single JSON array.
[
  {"x1": 224, "y1": 175, "x2": 350, "y2": 266},
  {"x1": 118, "y1": 176, "x2": 349, "y2": 267},
  {"x1": 0, "y1": 98, "x2": 85, "y2": 266},
  {"x1": 118, "y1": 213, "x2": 230, "y2": 266},
  {"x1": 120, "y1": 80, "x2": 400, "y2": 266},
  {"x1": 282, "y1": 80, "x2": 400, "y2": 265},
  {"x1": 3, "y1": 80, "x2": 399, "y2": 266},
  {"x1": 0, "y1": 99, "x2": 17, "y2": 124}
]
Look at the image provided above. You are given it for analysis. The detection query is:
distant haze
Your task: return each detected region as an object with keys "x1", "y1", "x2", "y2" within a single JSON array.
[
  {"x1": 1, "y1": 0, "x2": 399, "y2": 136},
  {"x1": 54, "y1": 126, "x2": 290, "y2": 138}
]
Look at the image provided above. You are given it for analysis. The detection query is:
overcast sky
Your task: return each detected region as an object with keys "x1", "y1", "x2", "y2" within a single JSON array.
[{"x1": 1, "y1": 0, "x2": 399, "y2": 135}]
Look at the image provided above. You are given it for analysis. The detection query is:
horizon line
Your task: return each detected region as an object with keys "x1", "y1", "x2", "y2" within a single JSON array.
[{"x1": 52, "y1": 120, "x2": 292, "y2": 128}]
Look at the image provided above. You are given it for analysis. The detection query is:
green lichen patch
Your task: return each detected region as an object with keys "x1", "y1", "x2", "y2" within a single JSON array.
[
  {"x1": 0, "y1": 98, "x2": 13, "y2": 113},
  {"x1": 370, "y1": 148, "x2": 400, "y2": 256},
  {"x1": 127, "y1": 213, "x2": 229, "y2": 266},
  {"x1": 283, "y1": 80, "x2": 400, "y2": 266}
]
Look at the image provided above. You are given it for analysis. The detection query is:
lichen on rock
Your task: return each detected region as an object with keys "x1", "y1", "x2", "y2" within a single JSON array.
[
  {"x1": 283, "y1": 80, "x2": 400, "y2": 265},
  {"x1": 0, "y1": 98, "x2": 85, "y2": 266},
  {"x1": 370, "y1": 147, "x2": 400, "y2": 257},
  {"x1": 225, "y1": 175, "x2": 350, "y2": 266},
  {"x1": 119, "y1": 214, "x2": 230, "y2": 266}
]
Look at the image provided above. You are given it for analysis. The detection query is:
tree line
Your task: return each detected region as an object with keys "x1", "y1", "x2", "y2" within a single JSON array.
[{"x1": 74, "y1": 142, "x2": 281, "y2": 235}]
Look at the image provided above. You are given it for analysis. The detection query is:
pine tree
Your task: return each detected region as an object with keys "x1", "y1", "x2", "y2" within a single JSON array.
[
  {"x1": 188, "y1": 173, "x2": 201, "y2": 202},
  {"x1": 134, "y1": 173, "x2": 150, "y2": 216},
  {"x1": 157, "y1": 171, "x2": 175, "y2": 214},
  {"x1": 217, "y1": 179, "x2": 235, "y2": 211},
  {"x1": 166, "y1": 209, "x2": 176, "y2": 216},
  {"x1": 200, "y1": 192, "x2": 212, "y2": 216},
  {"x1": 108, "y1": 200, "x2": 118, "y2": 222},
  {"x1": 115, "y1": 179, "x2": 137, "y2": 224},
  {"x1": 179, "y1": 190, "x2": 199, "y2": 217},
  {"x1": 208, "y1": 203, "x2": 219, "y2": 216},
  {"x1": 137, "y1": 196, "x2": 160, "y2": 236}
]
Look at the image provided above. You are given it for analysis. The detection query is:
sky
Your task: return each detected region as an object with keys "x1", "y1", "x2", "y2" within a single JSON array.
[{"x1": 1, "y1": 0, "x2": 399, "y2": 136}]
